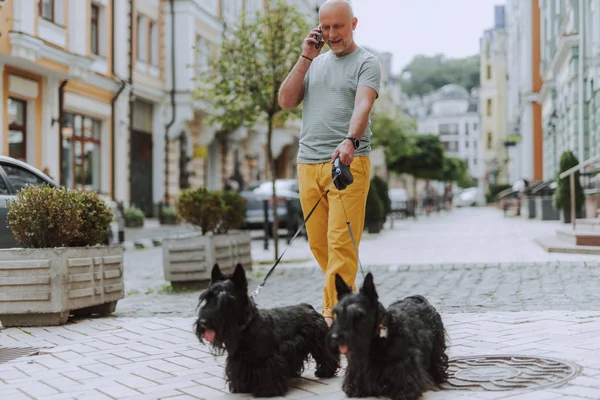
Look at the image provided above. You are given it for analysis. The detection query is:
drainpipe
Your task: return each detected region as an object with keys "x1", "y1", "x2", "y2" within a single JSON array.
[
  {"x1": 578, "y1": 0, "x2": 584, "y2": 163},
  {"x1": 57, "y1": 79, "x2": 68, "y2": 186},
  {"x1": 111, "y1": 0, "x2": 126, "y2": 201},
  {"x1": 164, "y1": 0, "x2": 177, "y2": 205},
  {"x1": 128, "y1": 0, "x2": 134, "y2": 208}
]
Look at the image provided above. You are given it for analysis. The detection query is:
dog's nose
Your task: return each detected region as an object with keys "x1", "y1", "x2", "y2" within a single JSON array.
[
  {"x1": 330, "y1": 333, "x2": 339, "y2": 341},
  {"x1": 198, "y1": 318, "x2": 207, "y2": 327}
]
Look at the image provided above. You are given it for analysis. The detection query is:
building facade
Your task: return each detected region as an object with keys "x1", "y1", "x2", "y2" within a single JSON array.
[
  {"x1": 505, "y1": 0, "x2": 543, "y2": 184},
  {"x1": 479, "y1": 5, "x2": 509, "y2": 186},
  {"x1": 0, "y1": 0, "x2": 125, "y2": 199},
  {"x1": 412, "y1": 84, "x2": 481, "y2": 180},
  {"x1": 0, "y1": 0, "x2": 326, "y2": 215}
]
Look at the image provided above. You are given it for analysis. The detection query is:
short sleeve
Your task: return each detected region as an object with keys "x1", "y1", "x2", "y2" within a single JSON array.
[{"x1": 358, "y1": 56, "x2": 382, "y2": 98}]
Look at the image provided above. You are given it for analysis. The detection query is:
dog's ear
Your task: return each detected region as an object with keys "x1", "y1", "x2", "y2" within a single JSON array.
[
  {"x1": 231, "y1": 263, "x2": 248, "y2": 291},
  {"x1": 360, "y1": 272, "x2": 378, "y2": 301},
  {"x1": 211, "y1": 263, "x2": 224, "y2": 283},
  {"x1": 335, "y1": 273, "x2": 352, "y2": 299}
]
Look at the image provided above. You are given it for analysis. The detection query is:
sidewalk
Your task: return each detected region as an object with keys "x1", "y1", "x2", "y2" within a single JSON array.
[{"x1": 1, "y1": 311, "x2": 600, "y2": 399}]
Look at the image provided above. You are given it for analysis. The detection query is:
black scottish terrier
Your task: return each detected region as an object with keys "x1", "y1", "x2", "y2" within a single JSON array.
[
  {"x1": 194, "y1": 263, "x2": 340, "y2": 397},
  {"x1": 330, "y1": 273, "x2": 449, "y2": 400}
]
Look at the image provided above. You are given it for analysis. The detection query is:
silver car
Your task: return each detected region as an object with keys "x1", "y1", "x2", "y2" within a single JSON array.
[{"x1": 0, "y1": 156, "x2": 120, "y2": 248}]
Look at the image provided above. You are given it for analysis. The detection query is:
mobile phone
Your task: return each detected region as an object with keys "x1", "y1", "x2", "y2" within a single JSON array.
[{"x1": 314, "y1": 26, "x2": 323, "y2": 49}]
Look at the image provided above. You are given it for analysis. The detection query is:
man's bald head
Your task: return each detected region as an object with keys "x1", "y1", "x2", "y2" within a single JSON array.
[{"x1": 319, "y1": 0, "x2": 354, "y2": 19}]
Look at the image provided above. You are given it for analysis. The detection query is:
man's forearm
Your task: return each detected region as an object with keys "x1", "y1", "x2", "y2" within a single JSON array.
[
  {"x1": 347, "y1": 103, "x2": 373, "y2": 140},
  {"x1": 278, "y1": 56, "x2": 312, "y2": 110}
]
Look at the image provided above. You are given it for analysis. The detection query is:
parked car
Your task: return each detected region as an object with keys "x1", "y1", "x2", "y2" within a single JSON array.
[
  {"x1": 241, "y1": 179, "x2": 305, "y2": 237},
  {"x1": 0, "y1": 156, "x2": 120, "y2": 248},
  {"x1": 453, "y1": 187, "x2": 484, "y2": 207}
]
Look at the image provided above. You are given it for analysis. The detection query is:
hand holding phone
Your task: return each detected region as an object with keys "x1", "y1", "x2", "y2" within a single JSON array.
[{"x1": 302, "y1": 26, "x2": 324, "y2": 59}]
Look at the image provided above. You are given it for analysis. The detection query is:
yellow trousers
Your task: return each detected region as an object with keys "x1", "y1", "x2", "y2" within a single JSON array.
[{"x1": 297, "y1": 156, "x2": 371, "y2": 318}]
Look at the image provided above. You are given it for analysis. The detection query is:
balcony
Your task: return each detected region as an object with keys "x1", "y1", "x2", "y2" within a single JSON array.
[{"x1": 9, "y1": 31, "x2": 93, "y2": 77}]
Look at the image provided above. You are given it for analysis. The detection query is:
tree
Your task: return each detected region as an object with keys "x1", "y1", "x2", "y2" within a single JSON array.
[
  {"x1": 195, "y1": 1, "x2": 309, "y2": 259},
  {"x1": 400, "y1": 54, "x2": 480, "y2": 97}
]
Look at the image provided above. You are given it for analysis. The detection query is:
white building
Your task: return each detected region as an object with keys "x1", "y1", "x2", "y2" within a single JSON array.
[
  {"x1": 413, "y1": 84, "x2": 481, "y2": 180},
  {"x1": 505, "y1": 0, "x2": 543, "y2": 184}
]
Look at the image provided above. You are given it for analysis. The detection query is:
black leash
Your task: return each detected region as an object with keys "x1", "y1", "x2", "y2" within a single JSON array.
[{"x1": 250, "y1": 171, "x2": 367, "y2": 300}]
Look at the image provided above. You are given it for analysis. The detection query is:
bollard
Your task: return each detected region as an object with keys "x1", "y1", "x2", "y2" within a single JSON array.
[
  {"x1": 117, "y1": 201, "x2": 125, "y2": 243},
  {"x1": 263, "y1": 199, "x2": 269, "y2": 250}
]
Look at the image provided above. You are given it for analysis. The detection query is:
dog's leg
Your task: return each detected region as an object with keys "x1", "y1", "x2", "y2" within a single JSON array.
[
  {"x1": 311, "y1": 320, "x2": 340, "y2": 378},
  {"x1": 226, "y1": 356, "x2": 289, "y2": 397}
]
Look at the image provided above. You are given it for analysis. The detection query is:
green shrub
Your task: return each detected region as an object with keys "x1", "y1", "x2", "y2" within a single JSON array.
[
  {"x1": 124, "y1": 206, "x2": 145, "y2": 225},
  {"x1": 370, "y1": 175, "x2": 391, "y2": 217},
  {"x1": 553, "y1": 150, "x2": 585, "y2": 212},
  {"x1": 161, "y1": 205, "x2": 178, "y2": 218},
  {"x1": 364, "y1": 184, "x2": 384, "y2": 226},
  {"x1": 6, "y1": 186, "x2": 113, "y2": 248},
  {"x1": 217, "y1": 190, "x2": 246, "y2": 234},
  {"x1": 70, "y1": 189, "x2": 114, "y2": 246},
  {"x1": 176, "y1": 187, "x2": 223, "y2": 235}
]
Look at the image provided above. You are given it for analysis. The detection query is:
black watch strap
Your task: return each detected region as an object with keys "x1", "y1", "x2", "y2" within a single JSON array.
[{"x1": 345, "y1": 136, "x2": 360, "y2": 149}]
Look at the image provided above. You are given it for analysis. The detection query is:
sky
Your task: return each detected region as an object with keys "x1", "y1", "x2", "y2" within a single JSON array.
[{"x1": 348, "y1": 0, "x2": 504, "y2": 74}]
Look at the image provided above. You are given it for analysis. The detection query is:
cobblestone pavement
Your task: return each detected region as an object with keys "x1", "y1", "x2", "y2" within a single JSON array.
[
  {"x1": 117, "y1": 207, "x2": 600, "y2": 318},
  {"x1": 1, "y1": 312, "x2": 600, "y2": 399},
  {"x1": 3, "y1": 207, "x2": 600, "y2": 399}
]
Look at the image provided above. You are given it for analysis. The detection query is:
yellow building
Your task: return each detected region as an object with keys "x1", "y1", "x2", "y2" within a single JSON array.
[
  {"x1": 479, "y1": 5, "x2": 510, "y2": 186},
  {"x1": 0, "y1": 0, "x2": 125, "y2": 198}
]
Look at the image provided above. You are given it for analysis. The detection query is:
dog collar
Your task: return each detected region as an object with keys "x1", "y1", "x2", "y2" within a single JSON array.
[{"x1": 378, "y1": 322, "x2": 388, "y2": 338}]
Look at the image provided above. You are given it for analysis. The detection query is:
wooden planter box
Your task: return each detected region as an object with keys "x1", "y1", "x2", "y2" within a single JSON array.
[
  {"x1": 0, "y1": 245, "x2": 124, "y2": 327},
  {"x1": 162, "y1": 231, "x2": 252, "y2": 284}
]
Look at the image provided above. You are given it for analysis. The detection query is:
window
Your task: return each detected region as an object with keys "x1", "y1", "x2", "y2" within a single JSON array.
[
  {"x1": 7, "y1": 97, "x2": 27, "y2": 162},
  {"x1": 137, "y1": 14, "x2": 147, "y2": 62},
  {"x1": 91, "y1": 3, "x2": 100, "y2": 55},
  {"x1": 149, "y1": 21, "x2": 158, "y2": 66},
  {"x1": 486, "y1": 99, "x2": 492, "y2": 116},
  {"x1": 487, "y1": 132, "x2": 493, "y2": 149},
  {"x1": 1, "y1": 164, "x2": 49, "y2": 193},
  {"x1": 61, "y1": 113, "x2": 102, "y2": 191},
  {"x1": 0, "y1": 175, "x2": 9, "y2": 195},
  {"x1": 486, "y1": 65, "x2": 492, "y2": 79},
  {"x1": 39, "y1": 0, "x2": 54, "y2": 21}
]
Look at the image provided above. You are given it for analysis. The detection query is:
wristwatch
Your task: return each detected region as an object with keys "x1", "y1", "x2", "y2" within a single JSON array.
[{"x1": 344, "y1": 136, "x2": 360, "y2": 149}]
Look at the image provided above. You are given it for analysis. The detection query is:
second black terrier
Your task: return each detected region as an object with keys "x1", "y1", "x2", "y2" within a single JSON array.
[
  {"x1": 330, "y1": 273, "x2": 449, "y2": 400},
  {"x1": 195, "y1": 263, "x2": 340, "y2": 397}
]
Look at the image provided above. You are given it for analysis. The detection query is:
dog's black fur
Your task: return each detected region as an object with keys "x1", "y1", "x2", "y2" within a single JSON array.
[
  {"x1": 195, "y1": 263, "x2": 340, "y2": 397},
  {"x1": 329, "y1": 272, "x2": 449, "y2": 400}
]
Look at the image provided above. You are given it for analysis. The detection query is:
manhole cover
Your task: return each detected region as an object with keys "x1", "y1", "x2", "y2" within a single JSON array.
[
  {"x1": 0, "y1": 347, "x2": 43, "y2": 364},
  {"x1": 440, "y1": 355, "x2": 581, "y2": 391}
]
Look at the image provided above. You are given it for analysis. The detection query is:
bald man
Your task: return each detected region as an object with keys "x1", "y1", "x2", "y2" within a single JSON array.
[{"x1": 278, "y1": 0, "x2": 382, "y2": 327}]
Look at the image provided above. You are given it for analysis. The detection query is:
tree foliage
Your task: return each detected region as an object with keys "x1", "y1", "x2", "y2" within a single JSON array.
[
  {"x1": 194, "y1": 1, "x2": 309, "y2": 258},
  {"x1": 400, "y1": 54, "x2": 480, "y2": 97}
]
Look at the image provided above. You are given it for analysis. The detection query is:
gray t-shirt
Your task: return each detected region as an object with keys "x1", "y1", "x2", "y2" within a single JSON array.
[{"x1": 297, "y1": 46, "x2": 382, "y2": 164}]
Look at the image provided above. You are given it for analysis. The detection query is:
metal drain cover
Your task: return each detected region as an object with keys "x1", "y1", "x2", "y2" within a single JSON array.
[
  {"x1": 441, "y1": 355, "x2": 581, "y2": 391},
  {"x1": 0, "y1": 347, "x2": 43, "y2": 364}
]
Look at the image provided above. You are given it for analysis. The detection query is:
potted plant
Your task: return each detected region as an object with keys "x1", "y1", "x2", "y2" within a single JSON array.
[
  {"x1": 553, "y1": 150, "x2": 585, "y2": 224},
  {"x1": 162, "y1": 188, "x2": 252, "y2": 286},
  {"x1": 364, "y1": 184, "x2": 384, "y2": 234},
  {"x1": 124, "y1": 206, "x2": 145, "y2": 228},
  {"x1": 160, "y1": 205, "x2": 179, "y2": 225},
  {"x1": 0, "y1": 186, "x2": 124, "y2": 327}
]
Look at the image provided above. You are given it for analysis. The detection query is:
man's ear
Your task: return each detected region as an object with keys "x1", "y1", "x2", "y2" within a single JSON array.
[{"x1": 352, "y1": 16, "x2": 358, "y2": 30}]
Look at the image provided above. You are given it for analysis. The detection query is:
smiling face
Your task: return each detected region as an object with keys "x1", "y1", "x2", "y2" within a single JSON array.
[{"x1": 318, "y1": 0, "x2": 358, "y2": 56}]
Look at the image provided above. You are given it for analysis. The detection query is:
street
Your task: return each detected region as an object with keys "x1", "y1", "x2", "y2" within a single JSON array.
[{"x1": 2, "y1": 207, "x2": 600, "y2": 399}]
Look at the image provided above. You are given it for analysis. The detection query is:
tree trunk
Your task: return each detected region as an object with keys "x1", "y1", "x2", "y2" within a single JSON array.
[
  {"x1": 266, "y1": 116, "x2": 279, "y2": 259},
  {"x1": 412, "y1": 178, "x2": 418, "y2": 220}
]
